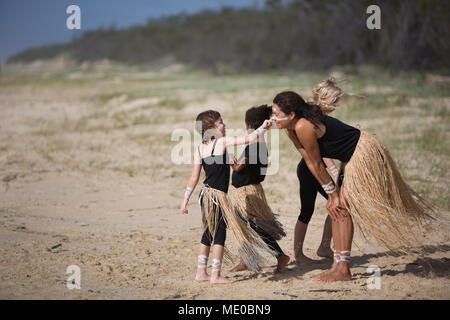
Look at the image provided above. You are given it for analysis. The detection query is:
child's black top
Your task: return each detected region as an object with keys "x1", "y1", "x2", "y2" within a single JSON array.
[
  {"x1": 231, "y1": 142, "x2": 268, "y2": 188},
  {"x1": 317, "y1": 115, "x2": 361, "y2": 162},
  {"x1": 200, "y1": 139, "x2": 230, "y2": 193}
]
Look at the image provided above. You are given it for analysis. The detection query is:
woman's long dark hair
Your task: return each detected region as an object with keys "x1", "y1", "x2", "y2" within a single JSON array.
[{"x1": 273, "y1": 91, "x2": 323, "y2": 127}]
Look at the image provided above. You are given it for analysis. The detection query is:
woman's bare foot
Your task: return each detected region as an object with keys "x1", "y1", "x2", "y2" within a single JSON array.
[
  {"x1": 210, "y1": 275, "x2": 235, "y2": 284},
  {"x1": 319, "y1": 268, "x2": 352, "y2": 282},
  {"x1": 310, "y1": 263, "x2": 337, "y2": 279},
  {"x1": 273, "y1": 254, "x2": 290, "y2": 274},
  {"x1": 229, "y1": 259, "x2": 248, "y2": 273},
  {"x1": 316, "y1": 246, "x2": 333, "y2": 259},
  {"x1": 195, "y1": 272, "x2": 211, "y2": 281},
  {"x1": 291, "y1": 253, "x2": 320, "y2": 264}
]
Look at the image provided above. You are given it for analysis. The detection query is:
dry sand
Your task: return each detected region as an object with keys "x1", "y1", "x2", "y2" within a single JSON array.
[{"x1": 0, "y1": 65, "x2": 449, "y2": 300}]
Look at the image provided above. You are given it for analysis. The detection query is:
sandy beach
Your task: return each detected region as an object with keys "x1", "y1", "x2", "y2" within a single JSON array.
[{"x1": 0, "y1": 63, "x2": 449, "y2": 299}]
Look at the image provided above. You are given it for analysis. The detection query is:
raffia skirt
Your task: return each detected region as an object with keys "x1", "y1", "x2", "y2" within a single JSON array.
[
  {"x1": 199, "y1": 186, "x2": 275, "y2": 271},
  {"x1": 341, "y1": 130, "x2": 434, "y2": 252},
  {"x1": 229, "y1": 183, "x2": 286, "y2": 241}
]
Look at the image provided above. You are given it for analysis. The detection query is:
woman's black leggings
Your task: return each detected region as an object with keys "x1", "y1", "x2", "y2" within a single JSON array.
[
  {"x1": 296, "y1": 158, "x2": 328, "y2": 224},
  {"x1": 296, "y1": 158, "x2": 345, "y2": 224},
  {"x1": 200, "y1": 198, "x2": 227, "y2": 247}
]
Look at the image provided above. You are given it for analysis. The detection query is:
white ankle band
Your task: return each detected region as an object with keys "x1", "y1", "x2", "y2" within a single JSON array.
[
  {"x1": 212, "y1": 259, "x2": 221, "y2": 273},
  {"x1": 198, "y1": 255, "x2": 208, "y2": 269},
  {"x1": 337, "y1": 251, "x2": 350, "y2": 263},
  {"x1": 338, "y1": 256, "x2": 350, "y2": 262},
  {"x1": 332, "y1": 249, "x2": 340, "y2": 262}
]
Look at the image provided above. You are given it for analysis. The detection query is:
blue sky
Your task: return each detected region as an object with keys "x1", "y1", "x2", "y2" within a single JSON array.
[{"x1": 0, "y1": 0, "x2": 264, "y2": 63}]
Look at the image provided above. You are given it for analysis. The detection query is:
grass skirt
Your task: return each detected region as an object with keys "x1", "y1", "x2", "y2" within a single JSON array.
[
  {"x1": 200, "y1": 186, "x2": 275, "y2": 271},
  {"x1": 229, "y1": 183, "x2": 286, "y2": 241},
  {"x1": 342, "y1": 130, "x2": 435, "y2": 252}
]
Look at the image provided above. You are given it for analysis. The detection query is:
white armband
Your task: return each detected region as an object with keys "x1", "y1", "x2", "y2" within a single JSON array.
[
  {"x1": 321, "y1": 181, "x2": 336, "y2": 195},
  {"x1": 329, "y1": 165, "x2": 339, "y2": 177},
  {"x1": 184, "y1": 186, "x2": 193, "y2": 199}
]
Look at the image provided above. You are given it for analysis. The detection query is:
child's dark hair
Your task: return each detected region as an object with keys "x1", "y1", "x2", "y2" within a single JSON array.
[
  {"x1": 245, "y1": 104, "x2": 272, "y2": 129},
  {"x1": 195, "y1": 110, "x2": 221, "y2": 142}
]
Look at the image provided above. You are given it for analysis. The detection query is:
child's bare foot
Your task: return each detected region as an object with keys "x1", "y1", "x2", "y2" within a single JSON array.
[
  {"x1": 273, "y1": 254, "x2": 290, "y2": 274},
  {"x1": 229, "y1": 265, "x2": 248, "y2": 272},
  {"x1": 195, "y1": 273, "x2": 211, "y2": 281},
  {"x1": 210, "y1": 275, "x2": 235, "y2": 284},
  {"x1": 316, "y1": 246, "x2": 333, "y2": 259},
  {"x1": 229, "y1": 262, "x2": 248, "y2": 273}
]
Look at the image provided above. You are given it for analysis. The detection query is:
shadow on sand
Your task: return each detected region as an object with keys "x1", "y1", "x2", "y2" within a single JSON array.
[{"x1": 231, "y1": 244, "x2": 450, "y2": 282}]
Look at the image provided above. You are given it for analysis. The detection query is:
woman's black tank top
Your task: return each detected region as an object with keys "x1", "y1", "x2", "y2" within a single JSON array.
[
  {"x1": 317, "y1": 115, "x2": 361, "y2": 162},
  {"x1": 199, "y1": 139, "x2": 230, "y2": 193}
]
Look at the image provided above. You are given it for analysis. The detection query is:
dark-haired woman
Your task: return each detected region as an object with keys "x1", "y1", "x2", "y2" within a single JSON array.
[
  {"x1": 272, "y1": 91, "x2": 432, "y2": 282},
  {"x1": 180, "y1": 110, "x2": 274, "y2": 284},
  {"x1": 289, "y1": 78, "x2": 345, "y2": 264},
  {"x1": 229, "y1": 105, "x2": 290, "y2": 274}
]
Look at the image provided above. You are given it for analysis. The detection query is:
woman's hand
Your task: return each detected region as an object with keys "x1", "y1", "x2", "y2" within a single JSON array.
[{"x1": 326, "y1": 192, "x2": 347, "y2": 221}]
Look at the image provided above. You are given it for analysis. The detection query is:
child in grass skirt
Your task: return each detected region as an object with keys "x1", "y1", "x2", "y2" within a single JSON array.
[{"x1": 229, "y1": 105, "x2": 290, "y2": 274}]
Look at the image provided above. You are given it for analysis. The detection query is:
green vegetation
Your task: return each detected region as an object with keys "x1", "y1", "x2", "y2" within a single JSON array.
[{"x1": 7, "y1": 0, "x2": 450, "y2": 73}]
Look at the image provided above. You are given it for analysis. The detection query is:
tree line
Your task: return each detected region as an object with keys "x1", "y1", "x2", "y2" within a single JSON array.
[{"x1": 8, "y1": 0, "x2": 450, "y2": 72}]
